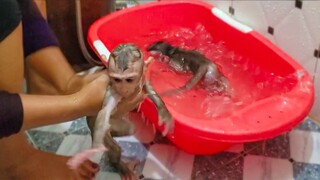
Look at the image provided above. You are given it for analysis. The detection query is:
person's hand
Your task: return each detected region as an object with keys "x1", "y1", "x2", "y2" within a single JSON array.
[
  {"x1": 66, "y1": 69, "x2": 107, "y2": 94},
  {"x1": 75, "y1": 74, "x2": 109, "y2": 116},
  {"x1": 70, "y1": 160, "x2": 100, "y2": 180}
]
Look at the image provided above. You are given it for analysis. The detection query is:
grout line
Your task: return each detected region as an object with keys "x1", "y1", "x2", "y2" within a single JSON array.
[
  {"x1": 24, "y1": 131, "x2": 39, "y2": 149},
  {"x1": 313, "y1": 45, "x2": 320, "y2": 82}
]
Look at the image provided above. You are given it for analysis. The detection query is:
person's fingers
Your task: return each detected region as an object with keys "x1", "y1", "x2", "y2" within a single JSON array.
[
  {"x1": 77, "y1": 160, "x2": 99, "y2": 179},
  {"x1": 75, "y1": 167, "x2": 92, "y2": 180},
  {"x1": 81, "y1": 160, "x2": 100, "y2": 174}
]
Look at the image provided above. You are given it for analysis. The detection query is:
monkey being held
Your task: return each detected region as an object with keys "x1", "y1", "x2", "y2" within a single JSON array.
[
  {"x1": 147, "y1": 41, "x2": 229, "y2": 95},
  {"x1": 68, "y1": 43, "x2": 174, "y2": 180}
]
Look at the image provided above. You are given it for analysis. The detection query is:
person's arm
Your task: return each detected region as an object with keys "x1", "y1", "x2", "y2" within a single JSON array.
[
  {"x1": 20, "y1": 0, "x2": 103, "y2": 95},
  {"x1": 0, "y1": 74, "x2": 109, "y2": 139}
]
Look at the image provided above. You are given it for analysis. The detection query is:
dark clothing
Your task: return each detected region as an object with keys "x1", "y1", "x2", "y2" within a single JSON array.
[
  {"x1": 18, "y1": 0, "x2": 59, "y2": 57},
  {"x1": 0, "y1": 0, "x2": 59, "y2": 138},
  {"x1": 0, "y1": 91, "x2": 23, "y2": 139},
  {"x1": 0, "y1": 0, "x2": 22, "y2": 42}
]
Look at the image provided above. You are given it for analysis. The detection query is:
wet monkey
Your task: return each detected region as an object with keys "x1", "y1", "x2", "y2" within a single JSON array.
[
  {"x1": 148, "y1": 41, "x2": 229, "y2": 95},
  {"x1": 68, "y1": 44, "x2": 174, "y2": 180}
]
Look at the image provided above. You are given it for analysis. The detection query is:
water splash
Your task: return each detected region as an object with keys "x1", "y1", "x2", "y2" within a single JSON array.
[{"x1": 136, "y1": 24, "x2": 300, "y2": 120}]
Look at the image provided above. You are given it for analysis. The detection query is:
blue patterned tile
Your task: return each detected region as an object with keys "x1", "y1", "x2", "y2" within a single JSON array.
[
  {"x1": 99, "y1": 152, "x2": 115, "y2": 172},
  {"x1": 118, "y1": 141, "x2": 149, "y2": 174},
  {"x1": 293, "y1": 162, "x2": 320, "y2": 180},
  {"x1": 192, "y1": 152, "x2": 244, "y2": 180},
  {"x1": 295, "y1": 118, "x2": 320, "y2": 132},
  {"x1": 244, "y1": 133, "x2": 290, "y2": 159},
  {"x1": 27, "y1": 130, "x2": 65, "y2": 153},
  {"x1": 68, "y1": 117, "x2": 90, "y2": 135}
]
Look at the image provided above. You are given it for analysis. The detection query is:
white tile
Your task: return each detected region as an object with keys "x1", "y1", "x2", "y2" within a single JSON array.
[
  {"x1": 260, "y1": 1, "x2": 295, "y2": 27},
  {"x1": 32, "y1": 121, "x2": 73, "y2": 133},
  {"x1": 302, "y1": 1, "x2": 320, "y2": 44},
  {"x1": 56, "y1": 134, "x2": 92, "y2": 156},
  {"x1": 232, "y1": 1, "x2": 269, "y2": 35},
  {"x1": 224, "y1": 143, "x2": 244, "y2": 153},
  {"x1": 207, "y1": 0, "x2": 232, "y2": 15},
  {"x1": 243, "y1": 155, "x2": 294, "y2": 180},
  {"x1": 310, "y1": 64, "x2": 320, "y2": 122},
  {"x1": 143, "y1": 144, "x2": 195, "y2": 180},
  {"x1": 289, "y1": 130, "x2": 320, "y2": 164},
  {"x1": 274, "y1": 8, "x2": 316, "y2": 64}
]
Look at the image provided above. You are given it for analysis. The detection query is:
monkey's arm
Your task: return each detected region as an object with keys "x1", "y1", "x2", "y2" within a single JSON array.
[{"x1": 144, "y1": 81, "x2": 174, "y2": 135}]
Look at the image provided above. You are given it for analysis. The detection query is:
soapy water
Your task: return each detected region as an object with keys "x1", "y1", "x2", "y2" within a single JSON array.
[{"x1": 129, "y1": 24, "x2": 305, "y2": 120}]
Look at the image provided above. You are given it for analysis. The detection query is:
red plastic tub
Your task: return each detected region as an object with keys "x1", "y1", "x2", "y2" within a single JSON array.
[{"x1": 87, "y1": 0, "x2": 314, "y2": 154}]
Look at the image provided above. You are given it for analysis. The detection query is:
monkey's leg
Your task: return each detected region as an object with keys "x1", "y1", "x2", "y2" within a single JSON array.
[
  {"x1": 104, "y1": 128, "x2": 138, "y2": 180},
  {"x1": 144, "y1": 81, "x2": 174, "y2": 135},
  {"x1": 161, "y1": 65, "x2": 208, "y2": 97}
]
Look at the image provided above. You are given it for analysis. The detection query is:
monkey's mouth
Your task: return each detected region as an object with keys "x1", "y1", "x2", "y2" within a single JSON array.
[{"x1": 149, "y1": 50, "x2": 161, "y2": 55}]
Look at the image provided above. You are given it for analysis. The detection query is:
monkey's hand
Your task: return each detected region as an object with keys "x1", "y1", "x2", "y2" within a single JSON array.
[
  {"x1": 67, "y1": 145, "x2": 107, "y2": 170},
  {"x1": 158, "y1": 108, "x2": 174, "y2": 136}
]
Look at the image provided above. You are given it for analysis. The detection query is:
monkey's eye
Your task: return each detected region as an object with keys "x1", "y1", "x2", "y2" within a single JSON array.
[
  {"x1": 113, "y1": 78, "x2": 122, "y2": 83},
  {"x1": 126, "y1": 78, "x2": 134, "y2": 83}
]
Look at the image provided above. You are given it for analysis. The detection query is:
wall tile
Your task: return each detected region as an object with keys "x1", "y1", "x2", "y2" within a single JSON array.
[
  {"x1": 260, "y1": 1, "x2": 294, "y2": 27},
  {"x1": 231, "y1": 1, "x2": 269, "y2": 35},
  {"x1": 274, "y1": 8, "x2": 315, "y2": 66},
  {"x1": 206, "y1": 0, "x2": 232, "y2": 15},
  {"x1": 310, "y1": 60, "x2": 320, "y2": 121},
  {"x1": 302, "y1": 1, "x2": 320, "y2": 44}
]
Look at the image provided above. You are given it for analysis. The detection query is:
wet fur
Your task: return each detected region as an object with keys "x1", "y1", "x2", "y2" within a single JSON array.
[{"x1": 148, "y1": 41, "x2": 229, "y2": 94}]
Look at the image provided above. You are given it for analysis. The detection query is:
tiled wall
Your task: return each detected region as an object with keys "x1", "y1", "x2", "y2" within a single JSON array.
[{"x1": 205, "y1": 0, "x2": 320, "y2": 121}]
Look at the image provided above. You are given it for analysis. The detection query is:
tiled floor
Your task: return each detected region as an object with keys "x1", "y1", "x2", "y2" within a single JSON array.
[{"x1": 26, "y1": 114, "x2": 320, "y2": 180}]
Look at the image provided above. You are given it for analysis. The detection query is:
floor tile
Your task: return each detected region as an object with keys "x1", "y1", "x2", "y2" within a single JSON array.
[
  {"x1": 27, "y1": 130, "x2": 65, "y2": 153},
  {"x1": 244, "y1": 133, "x2": 290, "y2": 159},
  {"x1": 192, "y1": 152, "x2": 243, "y2": 180},
  {"x1": 289, "y1": 130, "x2": 320, "y2": 164},
  {"x1": 143, "y1": 144, "x2": 194, "y2": 180},
  {"x1": 293, "y1": 162, "x2": 320, "y2": 180},
  {"x1": 243, "y1": 155, "x2": 294, "y2": 180}
]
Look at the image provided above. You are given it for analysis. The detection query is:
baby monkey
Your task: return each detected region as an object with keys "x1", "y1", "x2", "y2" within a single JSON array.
[
  {"x1": 68, "y1": 43, "x2": 174, "y2": 180},
  {"x1": 147, "y1": 41, "x2": 229, "y2": 95}
]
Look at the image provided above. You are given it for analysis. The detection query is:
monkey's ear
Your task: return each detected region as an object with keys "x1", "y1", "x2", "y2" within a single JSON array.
[{"x1": 132, "y1": 50, "x2": 141, "y2": 59}]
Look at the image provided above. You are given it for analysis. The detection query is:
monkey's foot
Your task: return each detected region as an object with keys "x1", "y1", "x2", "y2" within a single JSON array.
[
  {"x1": 115, "y1": 160, "x2": 139, "y2": 180},
  {"x1": 67, "y1": 145, "x2": 107, "y2": 169}
]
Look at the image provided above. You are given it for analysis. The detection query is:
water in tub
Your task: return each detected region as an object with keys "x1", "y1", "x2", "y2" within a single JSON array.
[{"x1": 131, "y1": 24, "x2": 304, "y2": 120}]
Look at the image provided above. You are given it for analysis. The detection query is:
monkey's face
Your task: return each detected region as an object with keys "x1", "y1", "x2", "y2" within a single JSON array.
[
  {"x1": 108, "y1": 44, "x2": 145, "y2": 98},
  {"x1": 148, "y1": 41, "x2": 173, "y2": 56}
]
